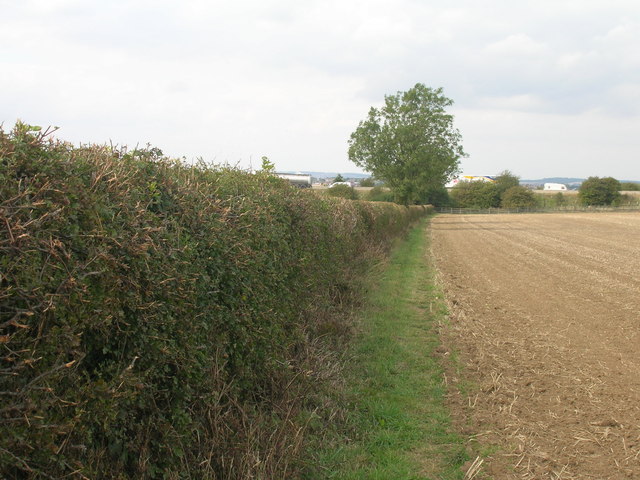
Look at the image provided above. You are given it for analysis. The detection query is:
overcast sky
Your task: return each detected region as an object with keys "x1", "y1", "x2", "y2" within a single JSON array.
[{"x1": 2, "y1": 0, "x2": 639, "y2": 179}]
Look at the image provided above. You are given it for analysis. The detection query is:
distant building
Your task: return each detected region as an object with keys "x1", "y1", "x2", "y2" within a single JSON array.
[{"x1": 543, "y1": 183, "x2": 567, "y2": 191}]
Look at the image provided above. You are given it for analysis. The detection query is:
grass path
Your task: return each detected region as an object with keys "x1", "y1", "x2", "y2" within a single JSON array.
[{"x1": 313, "y1": 219, "x2": 468, "y2": 479}]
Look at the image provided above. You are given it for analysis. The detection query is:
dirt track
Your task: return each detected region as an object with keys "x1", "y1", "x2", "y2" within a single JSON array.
[{"x1": 430, "y1": 213, "x2": 640, "y2": 479}]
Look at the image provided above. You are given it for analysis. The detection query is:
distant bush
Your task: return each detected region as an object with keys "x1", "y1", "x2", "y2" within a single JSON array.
[
  {"x1": 359, "y1": 177, "x2": 375, "y2": 187},
  {"x1": 620, "y1": 182, "x2": 640, "y2": 191},
  {"x1": 501, "y1": 186, "x2": 536, "y2": 208},
  {"x1": 450, "y1": 181, "x2": 500, "y2": 208},
  {"x1": 0, "y1": 122, "x2": 427, "y2": 479},
  {"x1": 326, "y1": 183, "x2": 359, "y2": 200},
  {"x1": 365, "y1": 185, "x2": 395, "y2": 203},
  {"x1": 554, "y1": 192, "x2": 567, "y2": 206},
  {"x1": 614, "y1": 193, "x2": 640, "y2": 206},
  {"x1": 579, "y1": 176, "x2": 621, "y2": 206},
  {"x1": 417, "y1": 185, "x2": 451, "y2": 207}
]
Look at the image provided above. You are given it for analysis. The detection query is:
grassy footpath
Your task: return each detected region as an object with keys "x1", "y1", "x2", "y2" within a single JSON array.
[{"x1": 310, "y1": 218, "x2": 468, "y2": 479}]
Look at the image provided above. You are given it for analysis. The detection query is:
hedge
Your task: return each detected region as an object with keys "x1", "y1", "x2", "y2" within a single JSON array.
[{"x1": 0, "y1": 122, "x2": 428, "y2": 479}]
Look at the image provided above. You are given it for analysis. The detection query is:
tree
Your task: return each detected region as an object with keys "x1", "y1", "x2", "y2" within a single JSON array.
[
  {"x1": 579, "y1": 177, "x2": 621, "y2": 206},
  {"x1": 501, "y1": 186, "x2": 536, "y2": 208},
  {"x1": 333, "y1": 173, "x2": 345, "y2": 182},
  {"x1": 348, "y1": 83, "x2": 465, "y2": 205},
  {"x1": 494, "y1": 170, "x2": 520, "y2": 197},
  {"x1": 450, "y1": 181, "x2": 500, "y2": 208}
]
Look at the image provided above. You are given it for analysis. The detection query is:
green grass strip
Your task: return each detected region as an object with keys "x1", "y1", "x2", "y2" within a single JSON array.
[{"x1": 314, "y1": 219, "x2": 467, "y2": 479}]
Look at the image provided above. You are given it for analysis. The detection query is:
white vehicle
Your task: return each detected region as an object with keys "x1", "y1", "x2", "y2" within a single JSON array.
[
  {"x1": 329, "y1": 181, "x2": 353, "y2": 188},
  {"x1": 543, "y1": 183, "x2": 567, "y2": 191}
]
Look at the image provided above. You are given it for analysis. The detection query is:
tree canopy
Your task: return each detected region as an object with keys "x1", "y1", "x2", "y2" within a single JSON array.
[
  {"x1": 348, "y1": 83, "x2": 465, "y2": 205},
  {"x1": 579, "y1": 176, "x2": 621, "y2": 206},
  {"x1": 494, "y1": 170, "x2": 520, "y2": 196}
]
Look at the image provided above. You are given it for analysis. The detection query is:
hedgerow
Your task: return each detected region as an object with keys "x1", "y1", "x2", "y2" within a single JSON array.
[{"x1": 0, "y1": 122, "x2": 428, "y2": 479}]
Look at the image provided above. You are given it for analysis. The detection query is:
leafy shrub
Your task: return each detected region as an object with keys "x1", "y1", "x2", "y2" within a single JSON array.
[
  {"x1": 418, "y1": 185, "x2": 451, "y2": 207},
  {"x1": 494, "y1": 170, "x2": 520, "y2": 197},
  {"x1": 365, "y1": 185, "x2": 395, "y2": 202},
  {"x1": 579, "y1": 176, "x2": 621, "y2": 206},
  {"x1": 326, "y1": 183, "x2": 359, "y2": 200},
  {"x1": 501, "y1": 186, "x2": 536, "y2": 208},
  {"x1": 0, "y1": 122, "x2": 427, "y2": 479},
  {"x1": 450, "y1": 181, "x2": 500, "y2": 208}
]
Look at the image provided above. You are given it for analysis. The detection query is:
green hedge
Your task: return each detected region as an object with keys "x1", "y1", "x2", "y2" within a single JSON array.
[{"x1": 0, "y1": 123, "x2": 428, "y2": 479}]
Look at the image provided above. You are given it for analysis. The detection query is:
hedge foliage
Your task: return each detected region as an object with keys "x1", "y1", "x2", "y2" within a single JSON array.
[{"x1": 0, "y1": 123, "x2": 428, "y2": 479}]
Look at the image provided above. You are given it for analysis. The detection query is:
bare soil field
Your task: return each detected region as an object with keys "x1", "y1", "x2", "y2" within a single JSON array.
[{"x1": 431, "y1": 212, "x2": 640, "y2": 479}]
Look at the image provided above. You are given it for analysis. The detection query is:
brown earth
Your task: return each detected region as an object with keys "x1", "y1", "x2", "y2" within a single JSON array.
[{"x1": 430, "y1": 212, "x2": 640, "y2": 479}]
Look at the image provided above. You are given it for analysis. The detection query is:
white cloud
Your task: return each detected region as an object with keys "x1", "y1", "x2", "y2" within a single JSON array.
[
  {"x1": 2, "y1": 0, "x2": 640, "y2": 178},
  {"x1": 485, "y1": 34, "x2": 547, "y2": 56},
  {"x1": 477, "y1": 94, "x2": 547, "y2": 111},
  {"x1": 454, "y1": 108, "x2": 640, "y2": 179}
]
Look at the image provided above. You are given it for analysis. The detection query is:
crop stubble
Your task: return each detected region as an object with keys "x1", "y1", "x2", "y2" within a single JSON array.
[{"x1": 430, "y1": 213, "x2": 640, "y2": 479}]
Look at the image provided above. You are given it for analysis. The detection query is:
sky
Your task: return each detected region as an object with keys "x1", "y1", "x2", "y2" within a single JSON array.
[{"x1": 2, "y1": 0, "x2": 639, "y2": 179}]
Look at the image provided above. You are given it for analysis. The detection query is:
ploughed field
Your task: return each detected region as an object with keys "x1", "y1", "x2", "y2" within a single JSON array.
[{"x1": 431, "y1": 213, "x2": 640, "y2": 479}]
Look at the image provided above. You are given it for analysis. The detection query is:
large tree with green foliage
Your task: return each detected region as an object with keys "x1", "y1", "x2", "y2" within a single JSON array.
[
  {"x1": 579, "y1": 176, "x2": 621, "y2": 206},
  {"x1": 348, "y1": 83, "x2": 465, "y2": 205}
]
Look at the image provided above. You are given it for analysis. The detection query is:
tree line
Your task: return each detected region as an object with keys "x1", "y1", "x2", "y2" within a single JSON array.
[
  {"x1": 449, "y1": 175, "x2": 635, "y2": 208},
  {"x1": 346, "y1": 83, "x2": 637, "y2": 209}
]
